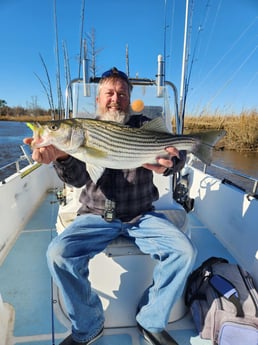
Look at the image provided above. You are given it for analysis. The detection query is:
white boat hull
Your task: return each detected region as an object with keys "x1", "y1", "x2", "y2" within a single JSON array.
[
  {"x1": 0, "y1": 161, "x2": 257, "y2": 344},
  {"x1": 187, "y1": 166, "x2": 258, "y2": 285},
  {"x1": 0, "y1": 164, "x2": 62, "y2": 264}
]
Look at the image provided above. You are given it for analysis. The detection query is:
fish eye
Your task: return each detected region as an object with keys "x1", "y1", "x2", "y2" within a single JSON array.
[{"x1": 48, "y1": 123, "x2": 60, "y2": 131}]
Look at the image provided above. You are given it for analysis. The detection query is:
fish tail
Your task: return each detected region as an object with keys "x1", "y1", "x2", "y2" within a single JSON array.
[{"x1": 192, "y1": 130, "x2": 226, "y2": 165}]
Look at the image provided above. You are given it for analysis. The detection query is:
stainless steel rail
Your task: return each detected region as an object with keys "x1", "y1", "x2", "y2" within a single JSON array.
[
  {"x1": 0, "y1": 145, "x2": 33, "y2": 182},
  {"x1": 201, "y1": 161, "x2": 258, "y2": 195}
]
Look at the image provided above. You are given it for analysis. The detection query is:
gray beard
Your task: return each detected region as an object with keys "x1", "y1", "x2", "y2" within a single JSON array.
[{"x1": 97, "y1": 110, "x2": 129, "y2": 124}]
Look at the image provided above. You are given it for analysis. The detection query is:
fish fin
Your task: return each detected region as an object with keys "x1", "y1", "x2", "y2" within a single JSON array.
[
  {"x1": 85, "y1": 145, "x2": 107, "y2": 183},
  {"x1": 87, "y1": 164, "x2": 105, "y2": 184},
  {"x1": 86, "y1": 147, "x2": 107, "y2": 159},
  {"x1": 72, "y1": 146, "x2": 107, "y2": 160},
  {"x1": 70, "y1": 147, "x2": 107, "y2": 183},
  {"x1": 141, "y1": 117, "x2": 169, "y2": 133},
  {"x1": 192, "y1": 130, "x2": 226, "y2": 165}
]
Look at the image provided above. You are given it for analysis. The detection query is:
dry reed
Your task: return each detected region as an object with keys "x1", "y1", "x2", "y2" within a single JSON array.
[{"x1": 180, "y1": 109, "x2": 258, "y2": 152}]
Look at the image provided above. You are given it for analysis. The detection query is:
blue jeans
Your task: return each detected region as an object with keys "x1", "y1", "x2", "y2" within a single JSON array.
[{"x1": 47, "y1": 212, "x2": 196, "y2": 342}]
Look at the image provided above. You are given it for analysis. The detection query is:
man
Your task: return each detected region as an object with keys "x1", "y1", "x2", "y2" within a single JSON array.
[{"x1": 24, "y1": 67, "x2": 196, "y2": 345}]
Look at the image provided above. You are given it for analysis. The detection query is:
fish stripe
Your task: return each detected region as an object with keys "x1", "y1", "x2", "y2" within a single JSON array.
[{"x1": 84, "y1": 122, "x2": 197, "y2": 158}]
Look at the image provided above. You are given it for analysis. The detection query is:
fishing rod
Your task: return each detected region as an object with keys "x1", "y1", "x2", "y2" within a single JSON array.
[
  {"x1": 63, "y1": 41, "x2": 73, "y2": 111},
  {"x1": 183, "y1": 0, "x2": 211, "y2": 116},
  {"x1": 178, "y1": 0, "x2": 192, "y2": 134},
  {"x1": 163, "y1": 0, "x2": 168, "y2": 80},
  {"x1": 179, "y1": 0, "x2": 210, "y2": 130},
  {"x1": 78, "y1": 0, "x2": 86, "y2": 79},
  {"x1": 53, "y1": 0, "x2": 64, "y2": 119}
]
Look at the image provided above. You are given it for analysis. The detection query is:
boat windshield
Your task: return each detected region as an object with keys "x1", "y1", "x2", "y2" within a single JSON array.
[{"x1": 68, "y1": 81, "x2": 174, "y2": 132}]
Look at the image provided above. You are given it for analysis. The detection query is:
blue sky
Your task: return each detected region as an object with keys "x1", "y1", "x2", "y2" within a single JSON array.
[{"x1": 0, "y1": 0, "x2": 257, "y2": 115}]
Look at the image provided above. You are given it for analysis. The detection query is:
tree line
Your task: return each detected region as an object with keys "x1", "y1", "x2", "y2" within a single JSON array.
[{"x1": 0, "y1": 104, "x2": 50, "y2": 119}]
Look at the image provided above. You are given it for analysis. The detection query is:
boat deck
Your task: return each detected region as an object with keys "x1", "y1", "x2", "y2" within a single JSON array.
[{"x1": 0, "y1": 191, "x2": 236, "y2": 345}]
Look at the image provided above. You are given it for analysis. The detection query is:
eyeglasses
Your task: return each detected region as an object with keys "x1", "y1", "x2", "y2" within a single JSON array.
[{"x1": 101, "y1": 67, "x2": 129, "y2": 81}]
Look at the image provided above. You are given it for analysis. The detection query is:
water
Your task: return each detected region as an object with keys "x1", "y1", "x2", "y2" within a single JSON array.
[
  {"x1": 0, "y1": 121, "x2": 32, "y2": 180},
  {"x1": 0, "y1": 121, "x2": 258, "y2": 186},
  {"x1": 213, "y1": 150, "x2": 258, "y2": 179},
  {"x1": 207, "y1": 150, "x2": 258, "y2": 193}
]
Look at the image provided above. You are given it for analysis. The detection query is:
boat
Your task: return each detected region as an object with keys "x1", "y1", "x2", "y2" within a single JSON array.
[
  {"x1": 0, "y1": 54, "x2": 257, "y2": 345},
  {"x1": 1, "y1": 1, "x2": 258, "y2": 343}
]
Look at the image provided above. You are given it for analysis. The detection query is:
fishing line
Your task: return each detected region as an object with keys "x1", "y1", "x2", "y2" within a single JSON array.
[
  {"x1": 163, "y1": 0, "x2": 175, "y2": 81},
  {"x1": 202, "y1": 0, "x2": 222, "y2": 65},
  {"x1": 163, "y1": 0, "x2": 170, "y2": 114},
  {"x1": 206, "y1": 45, "x2": 258, "y2": 109},
  {"x1": 191, "y1": 16, "x2": 257, "y2": 98},
  {"x1": 189, "y1": 0, "x2": 213, "y2": 80},
  {"x1": 186, "y1": 0, "x2": 212, "y2": 101},
  {"x1": 163, "y1": 0, "x2": 167, "y2": 78},
  {"x1": 241, "y1": 71, "x2": 258, "y2": 101}
]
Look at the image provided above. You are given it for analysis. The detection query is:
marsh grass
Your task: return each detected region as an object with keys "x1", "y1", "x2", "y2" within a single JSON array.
[{"x1": 177, "y1": 109, "x2": 258, "y2": 152}]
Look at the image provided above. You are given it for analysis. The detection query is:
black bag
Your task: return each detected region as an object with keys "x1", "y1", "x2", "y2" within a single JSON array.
[{"x1": 185, "y1": 257, "x2": 258, "y2": 345}]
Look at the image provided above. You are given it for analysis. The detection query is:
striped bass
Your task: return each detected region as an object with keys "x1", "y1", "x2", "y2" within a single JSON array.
[{"x1": 27, "y1": 117, "x2": 226, "y2": 183}]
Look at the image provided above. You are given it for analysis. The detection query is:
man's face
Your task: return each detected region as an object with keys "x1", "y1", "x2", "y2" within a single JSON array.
[{"x1": 96, "y1": 79, "x2": 130, "y2": 117}]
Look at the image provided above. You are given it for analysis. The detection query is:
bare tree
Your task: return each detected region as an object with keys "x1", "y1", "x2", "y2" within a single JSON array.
[{"x1": 86, "y1": 28, "x2": 103, "y2": 78}]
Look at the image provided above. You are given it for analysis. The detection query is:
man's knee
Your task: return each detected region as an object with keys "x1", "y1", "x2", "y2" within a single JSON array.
[{"x1": 46, "y1": 236, "x2": 67, "y2": 266}]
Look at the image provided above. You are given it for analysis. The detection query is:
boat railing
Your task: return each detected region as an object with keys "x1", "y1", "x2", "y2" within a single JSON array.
[
  {"x1": 0, "y1": 145, "x2": 34, "y2": 183},
  {"x1": 191, "y1": 158, "x2": 258, "y2": 196}
]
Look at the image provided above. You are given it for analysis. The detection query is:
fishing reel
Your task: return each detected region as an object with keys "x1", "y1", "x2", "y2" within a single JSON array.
[
  {"x1": 50, "y1": 186, "x2": 67, "y2": 206},
  {"x1": 173, "y1": 173, "x2": 194, "y2": 213}
]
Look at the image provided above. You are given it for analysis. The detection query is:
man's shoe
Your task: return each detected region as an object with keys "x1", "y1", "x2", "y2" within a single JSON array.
[
  {"x1": 59, "y1": 327, "x2": 104, "y2": 345},
  {"x1": 137, "y1": 323, "x2": 178, "y2": 345}
]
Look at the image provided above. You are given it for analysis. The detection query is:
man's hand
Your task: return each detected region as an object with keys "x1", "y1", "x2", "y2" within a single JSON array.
[
  {"x1": 143, "y1": 147, "x2": 180, "y2": 174},
  {"x1": 23, "y1": 138, "x2": 69, "y2": 164}
]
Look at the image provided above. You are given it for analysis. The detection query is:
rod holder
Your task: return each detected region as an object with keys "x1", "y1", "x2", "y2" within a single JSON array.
[{"x1": 156, "y1": 54, "x2": 165, "y2": 97}]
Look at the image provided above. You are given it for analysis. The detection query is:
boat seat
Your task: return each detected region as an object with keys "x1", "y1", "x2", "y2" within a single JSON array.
[
  {"x1": 104, "y1": 209, "x2": 189, "y2": 257},
  {"x1": 56, "y1": 201, "x2": 189, "y2": 257}
]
